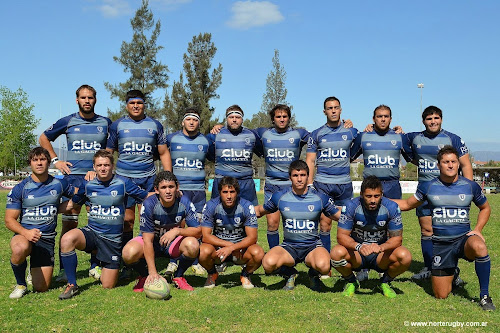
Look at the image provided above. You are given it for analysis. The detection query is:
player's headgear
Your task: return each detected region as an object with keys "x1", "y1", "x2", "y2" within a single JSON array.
[
  {"x1": 288, "y1": 160, "x2": 309, "y2": 176},
  {"x1": 92, "y1": 149, "x2": 114, "y2": 165},
  {"x1": 422, "y1": 105, "x2": 442, "y2": 121},
  {"x1": 360, "y1": 175, "x2": 383, "y2": 193},
  {"x1": 226, "y1": 105, "x2": 244, "y2": 118},
  {"x1": 218, "y1": 176, "x2": 240, "y2": 194},
  {"x1": 27, "y1": 147, "x2": 50, "y2": 164},
  {"x1": 436, "y1": 145, "x2": 459, "y2": 162},
  {"x1": 154, "y1": 171, "x2": 179, "y2": 188},
  {"x1": 182, "y1": 107, "x2": 201, "y2": 122},
  {"x1": 126, "y1": 90, "x2": 146, "y2": 103}
]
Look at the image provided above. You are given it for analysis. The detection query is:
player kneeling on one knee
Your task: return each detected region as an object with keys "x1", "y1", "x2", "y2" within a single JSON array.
[
  {"x1": 199, "y1": 176, "x2": 264, "y2": 289},
  {"x1": 122, "y1": 171, "x2": 201, "y2": 292},
  {"x1": 255, "y1": 160, "x2": 340, "y2": 291},
  {"x1": 394, "y1": 146, "x2": 495, "y2": 310},
  {"x1": 58, "y1": 150, "x2": 150, "y2": 299},
  {"x1": 331, "y1": 176, "x2": 411, "y2": 298}
]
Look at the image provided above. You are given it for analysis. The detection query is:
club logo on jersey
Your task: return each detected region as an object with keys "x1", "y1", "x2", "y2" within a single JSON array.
[
  {"x1": 377, "y1": 220, "x2": 386, "y2": 227},
  {"x1": 176, "y1": 216, "x2": 182, "y2": 223},
  {"x1": 72, "y1": 140, "x2": 102, "y2": 151},
  {"x1": 90, "y1": 204, "x2": 120, "y2": 217},
  {"x1": 284, "y1": 207, "x2": 290, "y2": 211},
  {"x1": 366, "y1": 142, "x2": 372, "y2": 147},
  {"x1": 221, "y1": 139, "x2": 226, "y2": 142},
  {"x1": 112, "y1": 256, "x2": 119, "y2": 262},
  {"x1": 216, "y1": 219, "x2": 223, "y2": 225},
  {"x1": 47, "y1": 125, "x2": 54, "y2": 131},
  {"x1": 321, "y1": 139, "x2": 326, "y2": 143},
  {"x1": 267, "y1": 149, "x2": 294, "y2": 159},
  {"x1": 267, "y1": 139, "x2": 272, "y2": 143},
  {"x1": 319, "y1": 148, "x2": 347, "y2": 159},
  {"x1": 147, "y1": 128, "x2": 154, "y2": 135},
  {"x1": 417, "y1": 144, "x2": 421, "y2": 149},
  {"x1": 245, "y1": 138, "x2": 251, "y2": 145},
  {"x1": 97, "y1": 126, "x2": 103, "y2": 133},
  {"x1": 460, "y1": 146, "x2": 469, "y2": 154},
  {"x1": 154, "y1": 220, "x2": 160, "y2": 225},
  {"x1": 342, "y1": 135, "x2": 347, "y2": 141},
  {"x1": 50, "y1": 190, "x2": 57, "y2": 196},
  {"x1": 24, "y1": 205, "x2": 58, "y2": 218},
  {"x1": 419, "y1": 159, "x2": 437, "y2": 170},
  {"x1": 433, "y1": 256, "x2": 442, "y2": 267},
  {"x1": 235, "y1": 217, "x2": 241, "y2": 224},
  {"x1": 459, "y1": 194, "x2": 466, "y2": 201},
  {"x1": 391, "y1": 140, "x2": 397, "y2": 146},
  {"x1": 367, "y1": 154, "x2": 396, "y2": 166},
  {"x1": 92, "y1": 192, "x2": 97, "y2": 196},
  {"x1": 124, "y1": 129, "x2": 130, "y2": 133},
  {"x1": 289, "y1": 138, "x2": 295, "y2": 144},
  {"x1": 75, "y1": 128, "x2": 80, "y2": 132},
  {"x1": 356, "y1": 220, "x2": 364, "y2": 226},
  {"x1": 221, "y1": 148, "x2": 251, "y2": 159},
  {"x1": 140, "y1": 206, "x2": 145, "y2": 215},
  {"x1": 308, "y1": 205, "x2": 315, "y2": 212},
  {"x1": 284, "y1": 219, "x2": 315, "y2": 231},
  {"x1": 111, "y1": 191, "x2": 118, "y2": 197},
  {"x1": 198, "y1": 145, "x2": 204, "y2": 151},
  {"x1": 28, "y1": 195, "x2": 35, "y2": 199},
  {"x1": 123, "y1": 142, "x2": 153, "y2": 153},
  {"x1": 433, "y1": 208, "x2": 467, "y2": 219},
  {"x1": 174, "y1": 157, "x2": 203, "y2": 169}
]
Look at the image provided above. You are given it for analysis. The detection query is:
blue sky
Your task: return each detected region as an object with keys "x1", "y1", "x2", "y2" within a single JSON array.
[{"x1": 1, "y1": 0, "x2": 499, "y2": 153}]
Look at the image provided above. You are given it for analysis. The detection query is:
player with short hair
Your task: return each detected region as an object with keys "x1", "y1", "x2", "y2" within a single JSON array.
[
  {"x1": 122, "y1": 171, "x2": 201, "y2": 291},
  {"x1": 58, "y1": 150, "x2": 150, "y2": 299},
  {"x1": 207, "y1": 105, "x2": 262, "y2": 206},
  {"x1": 394, "y1": 146, "x2": 494, "y2": 310},
  {"x1": 6, "y1": 147, "x2": 74, "y2": 299},
  {"x1": 331, "y1": 176, "x2": 411, "y2": 298},
  {"x1": 403, "y1": 106, "x2": 472, "y2": 280},
  {"x1": 39, "y1": 84, "x2": 111, "y2": 282},
  {"x1": 255, "y1": 160, "x2": 340, "y2": 291},
  {"x1": 199, "y1": 176, "x2": 264, "y2": 289},
  {"x1": 106, "y1": 90, "x2": 171, "y2": 277},
  {"x1": 306, "y1": 96, "x2": 359, "y2": 253}
]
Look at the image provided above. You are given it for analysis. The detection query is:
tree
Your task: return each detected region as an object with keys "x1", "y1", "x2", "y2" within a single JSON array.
[
  {"x1": 244, "y1": 49, "x2": 295, "y2": 129},
  {"x1": 164, "y1": 33, "x2": 223, "y2": 134},
  {"x1": 0, "y1": 86, "x2": 39, "y2": 174},
  {"x1": 104, "y1": 0, "x2": 169, "y2": 121}
]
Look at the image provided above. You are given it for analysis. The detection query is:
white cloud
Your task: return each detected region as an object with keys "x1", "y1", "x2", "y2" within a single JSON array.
[
  {"x1": 227, "y1": 1, "x2": 284, "y2": 30},
  {"x1": 97, "y1": 0, "x2": 132, "y2": 18}
]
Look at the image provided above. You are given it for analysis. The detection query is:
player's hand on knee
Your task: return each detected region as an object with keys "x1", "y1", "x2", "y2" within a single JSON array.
[
  {"x1": 23, "y1": 228, "x2": 42, "y2": 243},
  {"x1": 467, "y1": 230, "x2": 485, "y2": 242},
  {"x1": 160, "y1": 229, "x2": 179, "y2": 247},
  {"x1": 216, "y1": 247, "x2": 233, "y2": 262}
]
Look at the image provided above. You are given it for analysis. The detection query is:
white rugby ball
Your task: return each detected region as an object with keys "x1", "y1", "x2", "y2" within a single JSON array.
[{"x1": 144, "y1": 277, "x2": 170, "y2": 300}]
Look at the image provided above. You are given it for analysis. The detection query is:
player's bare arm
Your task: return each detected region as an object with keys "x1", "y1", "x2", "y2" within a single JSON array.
[
  {"x1": 5, "y1": 209, "x2": 41, "y2": 243},
  {"x1": 142, "y1": 232, "x2": 161, "y2": 283},
  {"x1": 158, "y1": 144, "x2": 172, "y2": 172},
  {"x1": 39, "y1": 133, "x2": 73, "y2": 175},
  {"x1": 215, "y1": 226, "x2": 258, "y2": 262},
  {"x1": 467, "y1": 201, "x2": 491, "y2": 242},
  {"x1": 459, "y1": 153, "x2": 473, "y2": 180},
  {"x1": 305, "y1": 152, "x2": 317, "y2": 185}
]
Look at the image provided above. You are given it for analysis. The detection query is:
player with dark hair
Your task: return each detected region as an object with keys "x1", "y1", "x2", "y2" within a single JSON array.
[
  {"x1": 6, "y1": 147, "x2": 74, "y2": 299},
  {"x1": 331, "y1": 176, "x2": 411, "y2": 297},
  {"x1": 165, "y1": 107, "x2": 214, "y2": 276},
  {"x1": 403, "y1": 106, "x2": 472, "y2": 281},
  {"x1": 207, "y1": 105, "x2": 262, "y2": 206},
  {"x1": 255, "y1": 160, "x2": 340, "y2": 291},
  {"x1": 106, "y1": 89, "x2": 171, "y2": 279},
  {"x1": 306, "y1": 96, "x2": 359, "y2": 255},
  {"x1": 39, "y1": 84, "x2": 111, "y2": 282},
  {"x1": 122, "y1": 171, "x2": 201, "y2": 291},
  {"x1": 199, "y1": 176, "x2": 264, "y2": 289},
  {"x1": 394, "y1": 146, "x2": 494, "y2": 310},
  {"x1": 58, "y1": 150, "x2": 150, "y2": 299}
]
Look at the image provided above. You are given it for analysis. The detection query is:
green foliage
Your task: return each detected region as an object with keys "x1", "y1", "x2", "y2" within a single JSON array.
[
  {"x1": 401, "y1": 162, "x2": 418, "y2": 180},
  {"x1": 0, "y1": 86, "x2": 39, "y2": 174},
  {"x1": 245, "y1": 49, "x2": 296, "y2": 129},
  {"x1": 164, "y1": 33, "x2": 223, "y2": 134},
  {"x1": 1, "y1": 192, "x2": 499, "y2": 331},
  {"x1": 104, "y1": 0, "x2": 169, "y2": 121}
]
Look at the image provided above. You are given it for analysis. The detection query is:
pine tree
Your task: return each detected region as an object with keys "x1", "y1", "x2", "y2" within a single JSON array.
[{"x1": 104, "y1": 0, "x2": 169, "y2": 121}]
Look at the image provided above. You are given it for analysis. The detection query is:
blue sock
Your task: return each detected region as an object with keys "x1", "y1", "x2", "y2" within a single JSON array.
[
  {"x1": 344, "y1": 273, "x2": 357, "y2": 283},
  {"x1": 59, "y1": 250, "x2": 64, "y2": 270},
  {"x1": 280, "y1": 266, "x2": 298, "y2": 278},
  {"x1": 89, "y1": 253, "x2": 99, "y2": 269},
  {"x1": 381, "y1": 272, "x2": 394, "y2": 283},
  {"x1": 475, "y1": 255, "x2": 491, "y2": 298},
  {"x1": 175, "y1": 255, "x2": 195, "y2": 278},
  {"x1": 241, "y1": 268, "x2": 251, "y2": 277},
  {"x1": 61, "y1": 251, "x2": 78, "y2": 285},
  {"x1": 421, "y1": 236, "x2": 433, "y2": 269},
  {"x1": 11, "y1": 260, "x2": 27, "y2": 286},
  {"x1": 193, "y1": 257, "x2": 199, "y2": 265},
  {"x1": 308, "y1": 267, "x2": 320, "y2": 278},
  {"x1": 320, "y1": 231, "x2": 331, "y2": 251},
  {"x1": 267, "y1": 230, "x2": 279, "y2": 249}
]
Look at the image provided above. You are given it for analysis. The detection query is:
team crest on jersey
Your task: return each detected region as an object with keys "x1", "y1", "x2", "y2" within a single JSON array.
[
  {"x1": 391, "y1": 140, "x2": 396, "y2": 146},
  {"x1": 433, "y1": 256, "x2": 442, "y2": 267},
  {"x1": 97, "y1": 126, "x2": 103, "y2": 133},
  {"x1": 438, "y1": 144, "x2": 444, "y2": 149},
  {"x1": 176, "y1": 216, "x2": 182, "y2": 223},
  {"x1": 198, "y1": 145, "x2": 203, "y2": 151},
  {"x1": 308, "y1": 205, "x2": 314, "y2": 212},
  {"x1": 111, "y1": 190, "x2": 118, "y2": 197},
  {"x1": 378, "y1": 220, "x2": 386, "y2": 227},
  {"x1": 148, "y1": 128, "x2": 154, "y2": 135},
  {"x1": 50, "y1": 190, "x2": 57, "y2": 196},
  {"x1": 245, "y1": 138, "x2": 251, "y2": 145},
  {"x1": 48, "y1": 125, "x2": 54, "y2": 131},
  {"x1": 342, "y1": 135, "x2": 347, "y2": 141},
  {"x1": 459, "y1": 194, "x2": 466, "y2": 201},
  {"x1": 235, "y1": 217, "x2": 241, "y2": 223},
  {"x1": 307, "y1": 137, "x2": 314, "y2": 146},
  {"x1": 289, "y1": 138, "x2": 295, "y2": 144}
]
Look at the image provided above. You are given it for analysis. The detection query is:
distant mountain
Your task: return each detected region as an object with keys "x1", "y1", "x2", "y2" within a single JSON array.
[{"x1": 471, "y1": 151, "x2": 500, "y2": 162}]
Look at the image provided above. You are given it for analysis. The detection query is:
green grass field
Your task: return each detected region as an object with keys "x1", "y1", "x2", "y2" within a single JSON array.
[{"x1": 0, "y1": 190, "x2": 498, "y2": 332}]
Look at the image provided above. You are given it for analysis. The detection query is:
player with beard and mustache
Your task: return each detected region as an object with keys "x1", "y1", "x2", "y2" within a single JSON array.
[{"x1": 39, "y1": 84, "x2": 111, "y2": 283}]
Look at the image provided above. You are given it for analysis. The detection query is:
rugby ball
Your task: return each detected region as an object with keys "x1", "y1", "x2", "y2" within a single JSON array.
[{"x1": 144, "y1": 277, "x2": 170, "y2": 300}]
